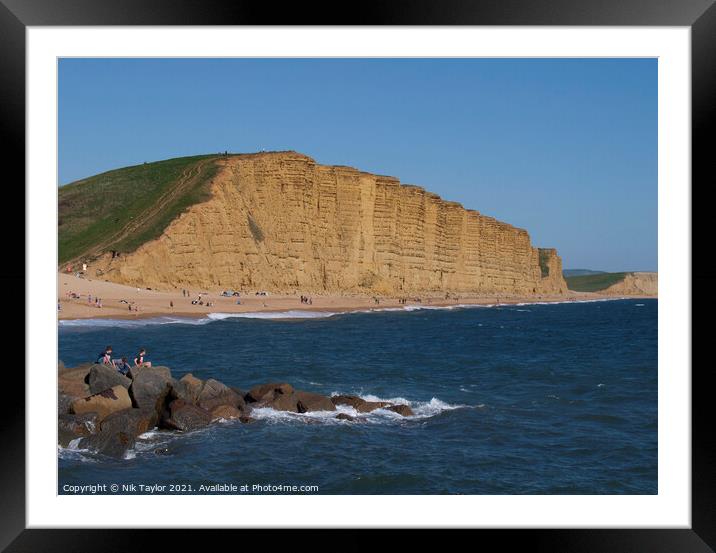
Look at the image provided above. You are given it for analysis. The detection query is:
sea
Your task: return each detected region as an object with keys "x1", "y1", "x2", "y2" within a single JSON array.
[{"x1": 58, "y1": 298, "x2": 657, "y2": 495}]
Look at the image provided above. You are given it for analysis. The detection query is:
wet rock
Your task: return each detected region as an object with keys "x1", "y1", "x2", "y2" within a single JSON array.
[
  {"x1": 71, "y1": 385, "x2": 132, "y2": 421},
  {"x1": 58, "y1": 413, "x2": 99, "y2": 447},
  {"x1": 335, "y1": 413, "x2": 356, "y2": 422},
  {"x1": 246, "y1": 382, "x2": 294, "y2": 403},
  {"x1": 162, "y1": 399, "x2": 212, "y2": 431},
  {"x1": 197, "y1": 378, "x2": 245, "y2": 412},
  {"x1": 331, "y1": 395, "x2": 390, "y2": 413},
  {"x1": 88, "y1": 364, "x2": 131, "y2": 395},
  {"x1": 295, "y1": 391, "x2": 336, "y2": 413},
  {"x1": 386, "y1": 404, "x2": 414, "y2": 417},
  {"x1": 239, "y1": 415, "x2": 255, "y2": 424},
  {"x1": 81, "y1": 408, "x2": 154, "y2": 458},
  {"x1": 58, "y1": 392, "x2": 75, "y2": 415},
  {"x1": 210, "y1": 404, "x2": 243, "y2": 421}
]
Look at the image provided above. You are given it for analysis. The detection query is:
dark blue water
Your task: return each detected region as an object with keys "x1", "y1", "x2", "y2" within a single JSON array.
[{"x1": 58, "y1": 299, "x2": 657, "y2": 494}]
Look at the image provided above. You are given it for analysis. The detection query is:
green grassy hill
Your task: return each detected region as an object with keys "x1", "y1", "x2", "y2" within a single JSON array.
[
  {"x1": 562, "y1": 269, "x2": 606, "y2": 278},
  {"x1": 565, "y1": 272, "x2": 629, "y2": 292},
  {"x1": 58, "y1": 154, "x2": 221, "y2": 264}
]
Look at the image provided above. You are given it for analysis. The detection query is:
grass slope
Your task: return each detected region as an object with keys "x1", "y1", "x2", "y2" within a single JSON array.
[
  {"x1": 565, "y1": 272, "x2": 629, "y2": 292},
  {"x1": 563, "y1": 269, "x2": 606, "y2": 278},
  {"x1": 58, "y1": 155, "x2": 220, "y2": 264}
]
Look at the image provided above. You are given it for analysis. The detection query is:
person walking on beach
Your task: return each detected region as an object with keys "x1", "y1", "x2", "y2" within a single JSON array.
[
  {"x1": 134, "y1": 348, "x2": 152, "y2": 368},
  {"x1": 96, "y1": 346, "x2": 116, "y2": 368}
]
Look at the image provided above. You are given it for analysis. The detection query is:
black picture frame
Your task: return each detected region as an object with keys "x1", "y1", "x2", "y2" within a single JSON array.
[{"x1": 4, "y1": 0, "x2": 713, "y2": 550}]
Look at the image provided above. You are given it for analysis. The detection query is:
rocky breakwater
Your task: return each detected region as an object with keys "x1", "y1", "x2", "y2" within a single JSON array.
[{"x1": 58, "y1": 362, "x2": 414, "y2": 458}]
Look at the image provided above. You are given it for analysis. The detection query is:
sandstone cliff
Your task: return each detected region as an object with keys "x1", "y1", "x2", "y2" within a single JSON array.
[
  {"x1": 92, "y1": 152, "x2": 567, "y2": 295},
  {"x1": 603, "y1": 272, "x2": 658, "y2": 296}
]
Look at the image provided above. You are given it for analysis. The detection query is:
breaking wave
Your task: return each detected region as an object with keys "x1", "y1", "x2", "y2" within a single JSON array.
[{"x1": 58, "y1": 297, "x2": 632, "y2": 328}]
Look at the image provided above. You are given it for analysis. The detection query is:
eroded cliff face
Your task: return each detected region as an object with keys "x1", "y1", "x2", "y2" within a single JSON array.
[
  {"x1": 603, "y1": 272, "x2": 658, "y2": 296},
  {"x1": 94, "y1": 152, "x2": 567, "y2": 295}
]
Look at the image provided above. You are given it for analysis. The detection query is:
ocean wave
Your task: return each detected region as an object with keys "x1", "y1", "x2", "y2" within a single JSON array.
[
  {"x1": 250, "y1": 393, "x2": 472, "y2": 425},
  {"x1": 207, "y1": 310, "x2": 339, "y2": 320},
  {"x1": 58, "y1": 297, "x2": 633, "y2": 328}
]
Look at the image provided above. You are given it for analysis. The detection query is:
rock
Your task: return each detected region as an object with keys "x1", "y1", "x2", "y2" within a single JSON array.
[
  {"x1": 77, "y1": 153, "x2": 568, "y2": 297},
  {"x1": 259, "y1": 389, "x2": 335, "y2": 413},
  {"x1": 82, "y1": 408, "x2": 155, "y2": 458},
  {"x1": 162, "y1": 399, "x2": 212, "y2": 431},
  {"x1": 172, "y1": 373, "x2": 204, "y2": 404},
  {"x1": 87, "y1": 364, "x2": 131, "y2": 394},
  {"x1": 128, "y1": 365, "x2": 172, "y2": 381},
  {"x1": 239, "y1": 415, "x2": 255, "y2": 424},
  {"x1": 58, "y1": 360, "x2": 65, "y2": 373},
  {"x1": 335, "y1": 413, "x2": 356, "y2": 421},
  {"x1": 246, "y1": 382, "x2": 294, "y2": 403},
  {"x1": 58, "y1": 413, "x2": 99, "y2": 447},
  {"x1": 58, "y1": 392, "x2": 75, "y2": 415},
  {"x1": 197, "y1": 378, "x2": 245, "y2": 412},
  {"x1": 71, "y1": 385, "x2": 132, "y2": 421},
  {"x1": 386, "y1": 404, "x2": 414, "y2": 417},
  {"x1": 210, "y1": 404, "x2": 243, "y2": 421},
  {"x1": 331, "y1": 395, "x2": 390, "y2": 413},
  {"x1": 295, "y1": 391, "x2": 336, "y2": 413},
  {"x1": 58, "y1": 365, "x2": 93, "y2": 398},
  {"x1": 129, "y1": 369, "x2": 173, "y2": 417}
]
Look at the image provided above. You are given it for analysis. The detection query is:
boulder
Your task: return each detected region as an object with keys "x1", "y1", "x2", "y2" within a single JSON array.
[
  {"x1": 128, "y1": 365, "x2": 172, "y2": 381},
  {"x1": 197, "y1": 379, "x2": 245, "y2": 412},
  {"x1": 295, "y1": 391, "x2": 336, "y2": 413},
  {"x1": 245, "y1": 382, "x2": 294, "y2": 403},
  {"x1": 71, "y1": 385, "x2": 132, "y2": 421},
  {"x1": 331, "y1": 395, "x2": 390, "y2": 413},
  {"x1": 58, "y1": 392, "x2": 75, "y2": 415},
  {"x1": 210, "y1": 404, "x2": 243, "y2": 421},
  {"x1": 162, "y1": 399, "x2": 212, "y2": 431},
  {"x1": 171, "y1": 373, "x2": 204, "y2": 404},
  {"x1": 58, "y1": 413, "x2": 99, "y2": 447},
  {"x1": 82, "y1": 408, "x2": 155, "y2": 458},
  {"x1": 239, "y1": 415, "x2": 255, "y2": 424},
  {"x1": 58, "y1": 365, "x2": 93, "y2": 398},
  {"x1": 259, "y1": 390, "x2": 335, "y2": 413},
  {"x1": 386, "y1": 404, "x2": 414, "y2": 417},
  {"x1": 87, "y1": 364, "x2": 131, "y2": 395},
  {"x1": 335, "y1": 413, "x2": 356, "y2": 422},
  {"x1": 129, "y1": 369, "x2": 173, "y2": 417}
]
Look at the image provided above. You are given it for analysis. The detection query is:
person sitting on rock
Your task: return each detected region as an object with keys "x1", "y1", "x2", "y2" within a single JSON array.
[
  {"x1": 117, "y1": 357, "x2": 132, "y2": 376},
  {"x1": 96, "y1": 345, "x2": 116, "y2": 368},
  {"x1": 134, "y1": 348, "x2": 152, "y2": 368}
]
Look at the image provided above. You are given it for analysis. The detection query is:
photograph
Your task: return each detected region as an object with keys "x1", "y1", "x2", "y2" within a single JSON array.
[{"x1": 56, "y1": 57, "x2": 658, "y2": 496}]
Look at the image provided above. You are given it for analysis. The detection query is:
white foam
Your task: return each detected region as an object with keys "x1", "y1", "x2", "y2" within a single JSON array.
[
  {"x1": 207, "y1": 310, "x2": 338, "y2": 320},
  {"x1": 59, "y1": 297, "x2": 634, "y2": 328}
]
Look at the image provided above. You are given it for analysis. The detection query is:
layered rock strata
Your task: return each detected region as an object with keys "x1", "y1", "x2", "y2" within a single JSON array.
[{"x1": 95, "y1": 152, "x2": 567, "y2": 295}]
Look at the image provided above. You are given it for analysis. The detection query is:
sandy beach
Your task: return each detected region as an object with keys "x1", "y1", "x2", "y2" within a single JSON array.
[{"x1": 57, "y1": 272, "x2": 655, "y2": 321}]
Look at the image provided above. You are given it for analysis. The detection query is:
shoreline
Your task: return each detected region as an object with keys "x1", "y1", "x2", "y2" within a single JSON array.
[{"x1": 58, "y1": 273, "x2": 656, "y2": 322}]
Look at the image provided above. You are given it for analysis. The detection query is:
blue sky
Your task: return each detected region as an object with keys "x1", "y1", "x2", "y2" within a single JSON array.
[{"x1": 59, "y1": 58, "x2": 657, "y2": 272}]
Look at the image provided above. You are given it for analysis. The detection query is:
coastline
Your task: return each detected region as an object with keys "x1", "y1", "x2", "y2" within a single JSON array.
[{"x1": 58, "y1": 272, "x2": 656, "y2": 322}]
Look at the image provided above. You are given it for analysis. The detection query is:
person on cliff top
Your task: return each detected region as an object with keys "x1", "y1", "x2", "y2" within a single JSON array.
[
  {"x1": 96, "y1": 346, "x2": 116, "y2": 368},
  {"x1": 134, "y1": 348, "x2": 152, "y2": 368}
]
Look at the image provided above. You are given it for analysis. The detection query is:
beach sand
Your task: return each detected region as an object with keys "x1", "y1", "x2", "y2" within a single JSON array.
[{"x1": 57, "y1": 272, "x2": 655, "y2": 321}]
